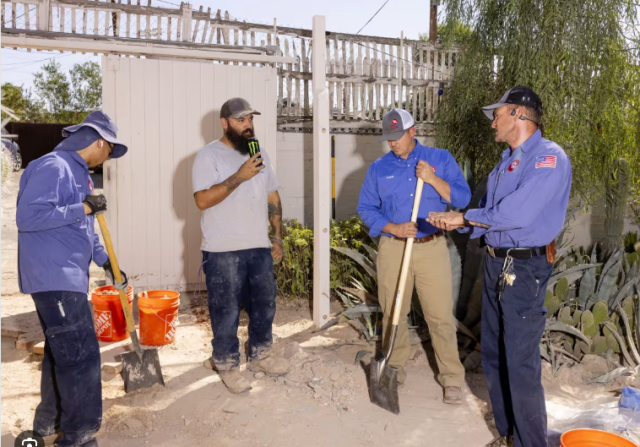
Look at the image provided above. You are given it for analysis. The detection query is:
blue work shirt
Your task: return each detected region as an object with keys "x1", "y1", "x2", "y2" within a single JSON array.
[
  {"x1": 464, "y1": 130, "x2": 572, "y2": 248},
  {"x1": 17, "y1": 150, "x2": 109, "y2": 294},
  {"x1": 357, "y1": 140, "x2": 472, "y2": 238}
]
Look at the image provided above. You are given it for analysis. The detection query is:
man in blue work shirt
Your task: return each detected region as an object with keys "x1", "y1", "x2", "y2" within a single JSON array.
[
  {"x1": 17, "y1": 111, "x2": 129, "y2": 447},
  {"x1": 357, "y1": 108, "x2": 471, "y2": 404},
  {"x1": 428, "y1": 86, "x2": 572, "y2": 447}
]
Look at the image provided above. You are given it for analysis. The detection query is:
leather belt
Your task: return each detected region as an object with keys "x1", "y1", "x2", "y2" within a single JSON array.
[
  {"x1": 487, "y1": 245, "x2": 547, "y2": 259},
  {"x1": 391, "y1": 231, "x2": 444, "y2": 244}
]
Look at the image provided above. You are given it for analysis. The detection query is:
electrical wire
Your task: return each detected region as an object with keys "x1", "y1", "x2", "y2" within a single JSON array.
[{"x1": 355, "y1": 0, "x2": 390, "y2": 35}]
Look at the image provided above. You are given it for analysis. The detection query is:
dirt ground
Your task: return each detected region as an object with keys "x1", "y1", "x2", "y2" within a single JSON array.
[{"x1": 2, "y1": 169, "x2": 638, "y2": 447}]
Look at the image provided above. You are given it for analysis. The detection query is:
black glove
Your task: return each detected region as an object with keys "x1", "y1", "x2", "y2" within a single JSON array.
[
  {"x1": 83, "y1": 194, "x2": 107, "y2": 215},
  {"x1": 103, "y1": 260, "x2": 128, "y2": 290}
]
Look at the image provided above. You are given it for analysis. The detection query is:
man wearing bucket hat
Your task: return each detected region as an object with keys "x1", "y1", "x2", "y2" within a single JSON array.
[
  {"x1": 16, "y1": 111, "x2": 129, "y2": 447},
  {"x1": 428, "y1": 86, "x2": 572, "y2": 447},
  {"x1": 193, "y1": 97, "x2": 288, "y2": 394},
  {"x1": 356, "y1": 108, "x2": 471, "y2": 404}
]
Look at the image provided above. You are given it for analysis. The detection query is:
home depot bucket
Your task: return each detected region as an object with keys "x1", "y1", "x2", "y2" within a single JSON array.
[
  {"x1": 91, "y1": 285, "x2": 134, "y2": 342},
  {"x1": 138, "y1": 290, "x2": 180, "y2": 346},
  {"x1": 561, "y1": 429, "x2": 637, "y2": 447}
]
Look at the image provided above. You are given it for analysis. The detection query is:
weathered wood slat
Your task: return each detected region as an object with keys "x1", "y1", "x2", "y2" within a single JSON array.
[
  {"x1": 25, "y1": 4, "x2": 31, "y2": 30},
  {"x1": 302, "y1": 38, "x2": 309, "y2": 115},
  {"x1": 241, "y1": 23, "x2": 247, "y2": 66},
  {"x1": 278, "y1": 69, "x2": 442, "y2": 87},
  {"x1": 358, "y1": 42, "x2": 364, "y2": 119},
  {"x1": 335, "y1": 38, "x2": 342, "y2": 120},
  {"x1": 277, "y1": 36, "x2": 283, "y2": 114}
]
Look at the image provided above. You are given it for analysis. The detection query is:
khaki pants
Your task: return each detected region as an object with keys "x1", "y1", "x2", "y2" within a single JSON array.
[{"x1": 377, "y1": 235, "x2": 464, "y2": 388}]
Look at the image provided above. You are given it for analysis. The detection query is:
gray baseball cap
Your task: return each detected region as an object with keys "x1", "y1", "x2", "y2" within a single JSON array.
[
  {"x1": 221, "y1": 97, "x2": 261, "y2": 119},
  {"x1": 380, "y1": 108, "x2": 415, "y2": 141}
]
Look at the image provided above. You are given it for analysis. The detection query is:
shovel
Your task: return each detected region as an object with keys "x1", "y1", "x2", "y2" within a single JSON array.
[
  {"x1": 369, "y1": 178, "x2": 424, "y2": 415},
  {"x1": 96, "y1": 214, "x2": 165, "y2": 393}
]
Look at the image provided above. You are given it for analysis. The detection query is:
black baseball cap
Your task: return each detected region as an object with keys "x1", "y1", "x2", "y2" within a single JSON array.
[
  {"x1": 482, "y1": 86, "x2": 543, "y2": 120},
  {"x1": 221, "y1": 97, "x2": 261, "y2": 119}
]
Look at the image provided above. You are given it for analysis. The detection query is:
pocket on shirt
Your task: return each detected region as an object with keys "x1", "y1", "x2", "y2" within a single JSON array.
[
  {"x1": 45, "y1": 318, "x2": 99, "y2": 367},
  {"x1": 516, "y1": 306, "x2": 547, "y2": 321}
]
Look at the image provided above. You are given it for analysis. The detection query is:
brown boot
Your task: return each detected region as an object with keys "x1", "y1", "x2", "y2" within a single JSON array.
[
  {"x1": 247, "y1": 355, "x2": 289, "y2": 377},
  {"x1": 485, "y1": 436, "x2": 514, "y2": 447},
  {"x1": 443, "y1": 386, "x2": 462, "y2": 405},
  {"x1": 219, "y1": 368, "x2": 252, "y2": 394}
]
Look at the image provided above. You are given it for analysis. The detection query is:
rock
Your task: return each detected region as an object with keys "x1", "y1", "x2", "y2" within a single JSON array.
[
  {"x1": 102, "y1": 362, "x2": 122, "y2": 375},
  {"x1": 254, "y1": 372, "x2": 265, "y2": 379},
  {"x1": 283, "y1": 342, "x2": 300, "y2": 360},
  {"x1": 33, "y1": 341, "x2": 45, "y2": 355},
  {"x1": 203, "y1": 358, "x2": 214, "y2": 370},
  {"x1": 121, "y1": 417, "x2": 144, "y2": 431},
  {"x1": 581, "y1": 354, "x2": 610, "y2": 376},
  {"x1": 463, "y1": 351, "x2": 482, "y2": 371},
  {"x1": 340, "y1": 389, "x2": 350, "y2": 397}
]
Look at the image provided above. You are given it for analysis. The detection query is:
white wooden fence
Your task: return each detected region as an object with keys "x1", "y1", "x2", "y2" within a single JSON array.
[{"x1": 1, "y1": 0, "x2": 461, "y2": 134}]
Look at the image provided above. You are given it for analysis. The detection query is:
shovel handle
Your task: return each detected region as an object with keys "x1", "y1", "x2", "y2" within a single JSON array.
[
  {"x1": 96, "y1": 214, "x2": 136, "y2": 334},
  {"x1": 390, "y1": 178, "x2": 424, "y2": 327}
]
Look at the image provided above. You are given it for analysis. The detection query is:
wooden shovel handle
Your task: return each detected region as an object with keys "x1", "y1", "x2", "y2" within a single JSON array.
[
  {"x1": 96, "y1": 214, "x2": 136, "y2": 334},
  {"x1": 390, "y1": 178, "x2": 424, "y2": 326}
]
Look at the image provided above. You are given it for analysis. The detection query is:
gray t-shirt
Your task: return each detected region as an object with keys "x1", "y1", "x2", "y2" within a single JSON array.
[{"x1": 192, "y1": 139, "x2": 281, "y2": 253}]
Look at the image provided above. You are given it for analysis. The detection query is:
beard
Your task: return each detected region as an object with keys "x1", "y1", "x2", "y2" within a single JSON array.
[{"x1": 225, "y1": 126, "x2": 255, "y2": 155}]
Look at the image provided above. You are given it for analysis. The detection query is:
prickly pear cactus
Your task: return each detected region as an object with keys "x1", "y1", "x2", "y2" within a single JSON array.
[
  {"x1": 604, "y1": 159, "x2": 630, "y2": 256},
  {"x1": 581, "y1": 310, "x2": 597, "y2": 338},
  {"x1": 591, "y1": 334, "x2": 608, "y2": 355},
  {"x1": 576, "y1": 341, "x2": 590, "y2": 355},
  {"x1": 559, "y1": 306, "x2": 573, "y2": 325},
  {"x1": 572, "y1": 309, "x2": 583, "y2": 327},
  {"x1": 622, "y1": 297, "x2": 635, "y2": 330},
  {"x1": 556, "y1": 277, "x2": 570, "y2": 302},
  {"x1": 592, "y1": 301, "x2": 609, "y2": 325},
  {"x1": 604, "y1": 326, "x2": 621, "y2": 353},
  {"x1": 545, "y1": 295, "x2": 561, "y2": 317},
  {"x1": 628, "y1": 252, "x2": 639, "y2": 267}
]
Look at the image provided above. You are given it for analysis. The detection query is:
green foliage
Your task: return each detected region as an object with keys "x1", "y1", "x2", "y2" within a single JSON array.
[
  {"x1": 559, "y1": 306, "x2": 573, "y2": 325},
  {"x1": 437, "y1": 0, "x2": 640, "y2": 206},
  {"x1": 592, "y1": 301, "x2": 609, "y2": 325},
  {"x1": 604, "y1": 159, "x2": 631, "y2": 255},
  {"x1": 545, "y1": 294, "x2": 560, "y2": 317},
  {"x1": 604, "y1": 326, "x2": 621, "y2": 353},
  {"x1": 625, "y1": 232, "x2": 638, "y2": 253},
  {"x1": 2, "y1": 60, "x2": 102, "y2": 125},
  {"x1": 273, "y1": 218, "x2": 375, "y2": 298},
  {"x1": 572, "y1": 309, "x2": 582, "y2": 327},
  {"x1": 556, "y1": 277, "x2": 570, "y2": 302},
  {"x1": 592, "y1": 334, "x2": 608, "y2": 355},
  {"x1": 581, "y1": 310, "x2": 597, "y2": 338}
]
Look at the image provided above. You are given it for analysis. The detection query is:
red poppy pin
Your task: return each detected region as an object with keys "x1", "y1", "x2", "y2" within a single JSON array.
[
  {"x1": 432, "y1": 166, "x2": 436, "y2": 172},
  {"x1": 391, "y1": 118, "x2": 398, "y2": 129},
  {"x1": 89, "y1": 180, "x2": 94, "y2": 193},
  {"x1": 508, "y1": 160, "x2": 520, "y2": 172}
]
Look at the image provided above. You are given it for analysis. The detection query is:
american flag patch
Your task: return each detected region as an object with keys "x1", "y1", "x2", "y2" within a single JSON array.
[{"x1": 535, "y1": 155, "x2": 557, "y2": 169}]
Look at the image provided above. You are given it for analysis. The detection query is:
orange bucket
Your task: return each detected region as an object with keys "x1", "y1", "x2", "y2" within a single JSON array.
[
  {"x1": 561, "y1": 429, "x2": 637, "y2": 447},
  {"x1": 138, "y1": 290, "x2": 180, "y2": 346},
  {"x1": 91, "y1": 285, "x2": 134, "y2": 342}
]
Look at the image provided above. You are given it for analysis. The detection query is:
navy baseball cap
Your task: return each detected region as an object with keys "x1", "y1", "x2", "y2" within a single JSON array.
[
  {"x1": 482, "y1": 86, "x2": 543, "y2": 120},
  {"x1": 221, "y1": 97, "x2": 261, "y2": 119},
  {"x1": 380, "y1": 108, "x2": 415, "y2": 141},
  {"x1": 63, "y1": 111, "x2": 128, "y2": 159}
]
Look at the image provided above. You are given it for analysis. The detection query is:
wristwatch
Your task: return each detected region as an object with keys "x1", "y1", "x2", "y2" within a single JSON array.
[{"x1": 463, "y1": 216, "x2": 471, "y2": 228}]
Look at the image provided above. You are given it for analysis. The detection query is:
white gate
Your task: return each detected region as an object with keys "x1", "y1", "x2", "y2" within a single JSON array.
[{"x1": 102, "y1": 55, "x2": 277, "y2": 291}]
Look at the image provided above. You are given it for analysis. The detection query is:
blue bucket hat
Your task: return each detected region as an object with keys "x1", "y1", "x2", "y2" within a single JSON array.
[{"x1": 62, "y1": 111, "x2": 128, "y2": 159}]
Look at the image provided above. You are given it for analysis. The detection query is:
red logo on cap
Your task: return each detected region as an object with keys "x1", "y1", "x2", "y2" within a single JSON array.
[
  {"x1": 508, "y1": 160, "x2": 520, "y2": 172},
  {"x1": 391, "y1": 118, "x2": 398, "y2": 129}
]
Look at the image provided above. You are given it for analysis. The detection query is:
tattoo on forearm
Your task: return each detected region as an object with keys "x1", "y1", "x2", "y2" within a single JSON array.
[
  {"x1": 268, "y1": 201, "x2": 283, "y2": 218},
  {"x1": 223, "y1": 174, "x2": 245, "y2": 193}
]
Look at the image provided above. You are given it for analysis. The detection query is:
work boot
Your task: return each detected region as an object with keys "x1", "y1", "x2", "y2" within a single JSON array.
[
  {"x1": 247, "y1": 355, "x2": 289, "y2": 377},
  {"x1": 485, "y1": 436, "x2": 514, "y2": 447},
  {"x1": 443, "y1": 386, "x2": 462, "y2": 405},
  {"x1": 218, "y1": 368, "x2": 252, "y2": 394}
]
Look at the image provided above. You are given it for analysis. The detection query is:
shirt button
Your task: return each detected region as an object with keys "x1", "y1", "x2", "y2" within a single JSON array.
[
  {"x1": 410, "y1": 194, "x2": 414, "y2": 197},
  {"x1": 409, "y1": 178, "x2": 412, "y2": 181}
]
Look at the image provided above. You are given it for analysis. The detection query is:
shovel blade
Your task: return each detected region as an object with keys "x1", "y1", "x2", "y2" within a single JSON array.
[
  {"x1": 121, "y1": 349, "x2": 165, "y2": 393},
  {"x1": 369, "y1": 357, "x2": 400, "y2": 415}
]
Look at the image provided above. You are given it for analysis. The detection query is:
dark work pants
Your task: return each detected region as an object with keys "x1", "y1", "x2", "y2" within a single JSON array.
[
  {"x1": 31, "y1": 291, "x2": 101, "y2": 447},
  {"x1": 481, "y1": 253, "x2": 552, "y2": 447},
  {"x1": 203, "y1": 249, "x2": 277, "y2": 371}
]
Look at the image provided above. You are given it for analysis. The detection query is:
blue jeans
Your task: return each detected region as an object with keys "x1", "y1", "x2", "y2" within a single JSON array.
[
  {"x1": 203, "y1": 249, "x2": 277, "y2": 371},
  {"x1": 31, "y1": 291, "x2": 101, "y2": 447},
  {"x1": 481, "y1": 253, "x2": 552, "y2": 447}
]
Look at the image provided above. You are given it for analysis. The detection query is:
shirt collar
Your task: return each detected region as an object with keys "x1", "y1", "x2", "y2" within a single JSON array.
[
  {"x1": 390, "y1": 139, "x2": 422, "y2": 161},
  {"x1": 518, "y1": 129, "x2": 542, "y2": 153},
  {"x1": 68, "y1": 151, "x2": 90, "y2": 171}
]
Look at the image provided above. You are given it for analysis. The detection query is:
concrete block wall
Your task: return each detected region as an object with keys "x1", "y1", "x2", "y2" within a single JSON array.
[{"x1": 275, "y1": 132, "x2": 435, "y2": 226}]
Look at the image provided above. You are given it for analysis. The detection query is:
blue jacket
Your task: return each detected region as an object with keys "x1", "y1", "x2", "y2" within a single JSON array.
[
  {"x1": 463, "y1": 130, "x2": 572, "y2": 248},
  {"x1": 357, "y1": 140, "x2": 472, "y2": 238},
  {"x1": 17, "y1": 148, "x2": 108, "y2": 294}
]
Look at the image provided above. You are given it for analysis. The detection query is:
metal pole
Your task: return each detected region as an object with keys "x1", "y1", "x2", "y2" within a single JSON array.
[
  {"x1": 312, "y1": 15, "x2": 331, "y2": 329},
  {"x1": 332, "y1": 135, "x2": 336, "y2": 219},
  {"x1": 430, "y1": 0, "x2": 439, "y2": 44},
  {"x1": 399, "y1": 31, "x2": 403, "y2": 108}
]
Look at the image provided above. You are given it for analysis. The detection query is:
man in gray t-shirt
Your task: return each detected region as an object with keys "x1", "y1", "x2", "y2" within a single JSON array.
[{"x1": 193, "y1": 97, "x2": 289, "y2": 394}]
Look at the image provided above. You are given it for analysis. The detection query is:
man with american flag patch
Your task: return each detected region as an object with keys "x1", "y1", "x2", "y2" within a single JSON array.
[{"x1": 428, "y1": 86, "x2": 571, "y2": 447}]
